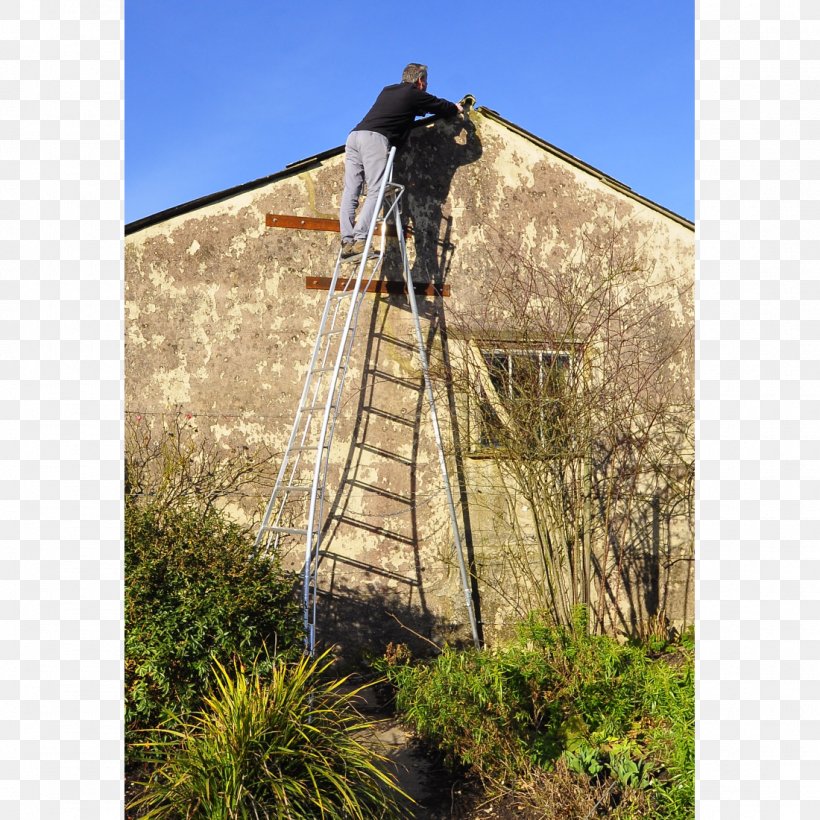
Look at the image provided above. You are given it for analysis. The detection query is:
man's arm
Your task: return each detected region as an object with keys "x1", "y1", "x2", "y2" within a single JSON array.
[{"x1": 414, "y1": 89, "x2": 463, "y2": 118}]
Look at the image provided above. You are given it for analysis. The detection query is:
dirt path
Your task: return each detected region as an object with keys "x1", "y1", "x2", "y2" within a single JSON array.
[
  {"x1": 366, "y1": 716, "x2": 460, "y2": 818},
  {"x1": 126, "y1": 682, "x2": 493, "y2": 819},
  {"x1": 354, "y1": 683, "x2": 493, "y2": 819}
]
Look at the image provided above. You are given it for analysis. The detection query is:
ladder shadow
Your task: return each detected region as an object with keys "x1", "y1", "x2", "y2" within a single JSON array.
[
  {"x1": 315, "y1": 295, "x2": 480, "y2": 658},
  {"x1": 395, "y1": 107, "x2": 486, "y2": 645},
  {"x1": 317, "y1": 299, "x2": 433, "y2": 623}
]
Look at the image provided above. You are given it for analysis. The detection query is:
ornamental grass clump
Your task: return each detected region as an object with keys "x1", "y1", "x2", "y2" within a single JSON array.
[{"x1": 129, "y1": 652, "x2": 409, "y2": 819}]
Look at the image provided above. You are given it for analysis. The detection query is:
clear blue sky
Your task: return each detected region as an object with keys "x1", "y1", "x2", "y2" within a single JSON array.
[{"x1": 125, "y1": 1, "x2": 694, "y2": 225}]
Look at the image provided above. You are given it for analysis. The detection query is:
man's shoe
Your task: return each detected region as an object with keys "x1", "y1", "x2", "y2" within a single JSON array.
[{"x1": 341, "y1": 239, "x2": 376, "y2": 261}]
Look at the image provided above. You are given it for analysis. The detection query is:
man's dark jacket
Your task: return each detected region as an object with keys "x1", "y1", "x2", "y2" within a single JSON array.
[{"x1": 352, "y1": 82, "x2": 460, "y2": 146}]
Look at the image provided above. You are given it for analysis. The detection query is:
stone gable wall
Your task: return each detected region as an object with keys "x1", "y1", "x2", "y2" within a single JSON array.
[{"x1": 125, "y1": 108, "x2": 694, "y2": 654}]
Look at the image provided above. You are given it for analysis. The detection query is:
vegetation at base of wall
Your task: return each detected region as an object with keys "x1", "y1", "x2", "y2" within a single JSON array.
[
  {"x1": 129, "y1": 653, "x2": 408, "y2": 819},
  {"x1": 377, "y1": 607, "x2": 694, "y2": 819},
  {"x1": 125, "y1": 499, "x2": 303, "y2": 756}
]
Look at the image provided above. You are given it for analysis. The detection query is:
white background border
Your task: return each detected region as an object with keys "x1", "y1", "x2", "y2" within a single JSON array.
[
  {"x1": 697, "y1": 1, "x2": 820, "y2": 817},
  {"x1": 1, "y1": 2, "x2": 122, "y2": 817},
  {"x1": 2, "y1": 1, "x2": 819, "y2": 816}
]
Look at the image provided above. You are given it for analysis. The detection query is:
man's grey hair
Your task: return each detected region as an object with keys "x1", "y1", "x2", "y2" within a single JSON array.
[{"x1": 402, "y1": 63, "x2": 428, "y2": 85}]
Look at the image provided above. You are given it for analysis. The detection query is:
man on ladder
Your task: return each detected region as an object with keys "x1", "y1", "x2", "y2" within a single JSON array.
[{"x1": 339, "y1": 62, "x2": 463, "y2": 259}]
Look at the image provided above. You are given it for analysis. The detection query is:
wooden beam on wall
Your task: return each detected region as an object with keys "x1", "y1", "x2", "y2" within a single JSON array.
[{"x1": 305, "y1": 276, "x2": 449, "y2": 297}]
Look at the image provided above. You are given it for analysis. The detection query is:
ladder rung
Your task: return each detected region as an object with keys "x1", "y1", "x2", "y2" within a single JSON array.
[
  {"x1": 342, "y1": 252, "x2": 379, "y2": 263},
  {"x1": 266, "y1": 491, "x2": 325, "y2": 511},
  {"x1": 302, "y1": 400, "x2": 337, "y2": 413},
  {"x1": 291, "y1": 442, "x2": 330, "y2": 452},
  {"x1": 320, "y1": 327, "x2": 342, "y2": 337},
  {"x1": 266, "y1": 526, "x2": 309, "y2": 537}
]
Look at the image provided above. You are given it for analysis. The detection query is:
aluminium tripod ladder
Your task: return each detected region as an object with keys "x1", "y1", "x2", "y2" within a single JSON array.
[{"x1": 254, "y1": 146, "x2": 480, "y2": 655}]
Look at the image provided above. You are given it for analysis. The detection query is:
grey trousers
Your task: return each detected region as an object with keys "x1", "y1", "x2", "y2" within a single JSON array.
[{"x1": 339, "y1": 130, "x2": 390, "y2": 243}]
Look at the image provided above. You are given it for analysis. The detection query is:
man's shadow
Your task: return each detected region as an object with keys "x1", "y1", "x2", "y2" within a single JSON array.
[{"x1": 394, "y1": 96, "x2": 483, "y2": 286}]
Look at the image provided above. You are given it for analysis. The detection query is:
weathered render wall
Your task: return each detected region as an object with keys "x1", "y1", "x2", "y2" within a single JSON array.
[{"x1": 125, "y1": 105, "x2": 694, "y2": 653}]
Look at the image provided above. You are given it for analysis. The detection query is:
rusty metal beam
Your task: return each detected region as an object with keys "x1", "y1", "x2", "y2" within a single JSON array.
[
  {"x1": 266, "y1": 213, "x2": 411, "y2": 237},
  {"x1": 305, "y1": 276, "x2": 449, "y2": 297},
  {"x1": 266, "y1": 214, "x2": 339, "y2": 231}
]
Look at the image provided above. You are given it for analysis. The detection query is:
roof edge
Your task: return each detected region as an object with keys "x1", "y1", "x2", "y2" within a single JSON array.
[
  {"x1": 475, "y1": 106, "x2": 694, "y2": 231},
  {"x1": 124, "y1": 144, "x2": 346, "y2": 236}
]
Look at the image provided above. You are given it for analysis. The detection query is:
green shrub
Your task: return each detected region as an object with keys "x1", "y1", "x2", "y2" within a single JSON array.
[
  {"x1": 379, "y1": 609, "x2": 694, "y2": 818},
  {"x1": 129, "y1": 653, "x2": 408, "y2": 819},
  {"x1": 125, "y1": 501, "x2": 302, "y2": 751},
  {"x1": 380, "y1": 645, "x2": 537, "y2": 780}
]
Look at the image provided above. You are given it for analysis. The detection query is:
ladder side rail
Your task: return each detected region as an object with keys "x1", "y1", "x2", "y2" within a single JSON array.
[
  {"x1": 302, "y1": 146, "x2": 398, "y2": 653},
  {"x1": 266, "y1": 259, "x2": 365, "y2": 554},
  {"x1": 254, "y1": 239, "x2": 359, "y2": 553},
  {"x1": 304, "y1": 269, "x2": 390, "y2": 646},
  {"x1": 311, "y1": 305, "x2": 361, "y2": 533},
  {"x1": 304, "y1": 278, "x2": 374, "y2": 636},
  {"x1": 255, "y1": 336, "x2": 332, "y2": 552},
  {"x1": 393, "y1": 195, "x2": 482, "y2": 649},
  {"x1": 304, "y1": 292, "x2": 368, "y2": 646},
  {"x1": 308, "y1": 183, "x2": 404, "y2": 555},
  {"x1": 294, "y1": 252, "x2": 353, "y2": 432},
  {"x1": 266, "y1": 303, "x2": 348, "y2": 545},
  {"x1": 379, "y1": 183, "x2": 404, "y2": 229},
  {"x1": 305, "y1": 188, "x2": 404, "y2": 643}
]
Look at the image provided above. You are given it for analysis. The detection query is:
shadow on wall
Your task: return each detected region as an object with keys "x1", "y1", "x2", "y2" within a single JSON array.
[
  {"x1": 311, "y1": 110, "x2": 485, "y2": 655},
  {"x1": 592, "y1": 488, "x2": 695, "y2": 640},
  {"x1": 397, "y1": 102, "x2": 483, "y2": 286},
  {"x1": 398, "y1": 106, "x2": 486, "y2": 645}
]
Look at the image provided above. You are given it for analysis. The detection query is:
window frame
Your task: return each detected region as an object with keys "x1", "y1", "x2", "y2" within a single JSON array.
[{"x1": 466, "y1": 339, "x2": 580, "y2": 456}]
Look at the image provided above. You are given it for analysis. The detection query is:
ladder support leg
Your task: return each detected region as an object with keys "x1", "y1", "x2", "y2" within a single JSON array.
[{"x1": 395, "y1": 217, "x2": 482, "y2": 650}]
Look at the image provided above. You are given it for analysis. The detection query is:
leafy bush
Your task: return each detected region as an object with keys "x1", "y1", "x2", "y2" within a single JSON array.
[
  {"x1": 378, "y1": 608, "x2": 694, "y2": 818},
  {"x1": 125, "y1": 500, "x2": 302, "y2": 751},
  {"x1": 129, "y1": 653, "x2": 408, "y2": 819}
]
